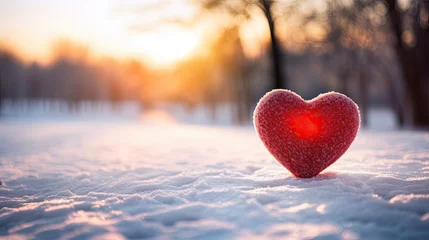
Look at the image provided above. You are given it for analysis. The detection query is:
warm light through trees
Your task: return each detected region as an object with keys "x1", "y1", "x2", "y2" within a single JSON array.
[{"x1": 0, "y1": 0, "x2": 428, "y2": 127}]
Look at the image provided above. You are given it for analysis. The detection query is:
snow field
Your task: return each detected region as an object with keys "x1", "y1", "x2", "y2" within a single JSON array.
[{"x1": 0, "y1": 122, "x2": 428, "y2": 239}]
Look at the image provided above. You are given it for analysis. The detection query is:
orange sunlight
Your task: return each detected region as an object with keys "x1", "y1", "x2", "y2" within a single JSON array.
[
  {"x1": 0, "y1": 0, "x2": 203, "y2": 68},
  {"x1": 0, "y1": 0, "x2": 330, "y2": 67},
  {"x1": 135, "y1": 27, "x2": 201, "y2": 67}
]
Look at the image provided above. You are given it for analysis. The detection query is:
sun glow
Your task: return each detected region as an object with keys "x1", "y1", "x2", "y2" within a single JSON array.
[
  {"x1": 0, "y1": 0, "x2": 202, "y2": 67},
  {"x1": 133, "y1": 27, "x2": 201, "y2": 67}
]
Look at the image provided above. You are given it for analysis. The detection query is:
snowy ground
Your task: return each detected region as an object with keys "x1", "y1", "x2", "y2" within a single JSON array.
[{"x1": 0, "y1": 112, "x2": 428, "y2": 239}]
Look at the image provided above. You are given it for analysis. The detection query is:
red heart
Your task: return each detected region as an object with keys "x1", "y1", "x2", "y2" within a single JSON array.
[{"x1": 254, "y1": 90, "x2": 360, "y2": 178}]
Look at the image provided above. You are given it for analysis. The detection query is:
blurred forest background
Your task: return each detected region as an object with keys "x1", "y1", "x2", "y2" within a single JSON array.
[{"x1": 0, "y1": 0, "x2": 428, "y2": 128}]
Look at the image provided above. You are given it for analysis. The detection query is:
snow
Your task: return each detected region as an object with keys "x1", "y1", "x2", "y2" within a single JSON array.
[{"x1": 0, "y1": 116, "x2": 429, "y2": 239}]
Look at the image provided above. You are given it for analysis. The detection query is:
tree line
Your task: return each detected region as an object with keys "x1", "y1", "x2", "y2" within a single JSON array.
[{"x1": 1, "y1": 0, "x2": 428, "y2": 128}]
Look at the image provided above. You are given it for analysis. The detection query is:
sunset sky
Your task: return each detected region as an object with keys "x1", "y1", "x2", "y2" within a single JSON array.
[{"x1": 0, "y1": 0, "x2": 269, "y2": 67}]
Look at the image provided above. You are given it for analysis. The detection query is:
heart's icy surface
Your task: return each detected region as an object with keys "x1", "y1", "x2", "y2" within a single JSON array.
[{"x1": 254, "y1": 89, "x2": 360, "y2": 178}]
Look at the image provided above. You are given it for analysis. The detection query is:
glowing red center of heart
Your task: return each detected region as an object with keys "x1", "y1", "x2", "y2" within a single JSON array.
[{"x1": 289, "y1": 112, "x2": 321, "y2": 139}]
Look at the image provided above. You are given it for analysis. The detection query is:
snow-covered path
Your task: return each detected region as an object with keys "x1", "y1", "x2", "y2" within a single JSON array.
[{"x1": 0, "y1": 121, "x2": 428, "y2": 239}]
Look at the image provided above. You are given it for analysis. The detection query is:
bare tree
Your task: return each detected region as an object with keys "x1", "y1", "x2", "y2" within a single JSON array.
[
  {"x1": 261, "y1": 0, "x2": 286, "y2": 89},
  {"x1": 385, "y1": 0, "x2": 429, "y2": 128},
  {"x1": 318, "y1": 0, "x2": 381, "y2": 127},
  {"x1": 299, "y1": 0, "x2": 420, "y2": 127},
  {"x1": 199, "y1": 0, "x2": 286, "y2": 89}
]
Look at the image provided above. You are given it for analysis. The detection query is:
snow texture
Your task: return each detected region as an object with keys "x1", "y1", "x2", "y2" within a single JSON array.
[
  {"x1": 254, "y1": 90, "x2": 360, "y2": 178},
  {"x1": 0, "y1": 120, "x2": 428, "y2": 239}
]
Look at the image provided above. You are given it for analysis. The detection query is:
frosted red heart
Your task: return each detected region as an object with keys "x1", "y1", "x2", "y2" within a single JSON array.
[{"x1": 254, "y1": 89, "x2": 360, "y2": 178}]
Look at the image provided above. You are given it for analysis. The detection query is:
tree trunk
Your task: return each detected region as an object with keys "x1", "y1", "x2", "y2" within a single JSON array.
[
  {"x1": 366, "y1": 52, "x2": 405, "y2": 127},
  {"x1": 413, "y1": 0, "x2": 429, "y2": 127},
  {"x1": 261, "y1": 0, "x2": 286, "y2": 90},
  {"x1": 359, "y1": 70, "x2": 369, "y2": 127},
  {"x1": 337, "y1": 48, "x2": 350, "y2": 96},
  {"x1": 0, "y1": 76, "x2": 2, "y2": 116},
  {"x1": 386, "y1": 77, "x2": 405, "y2": 127},
  {"x1": 386, "y1": 0, "x2": 429, "y2": 128}
]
